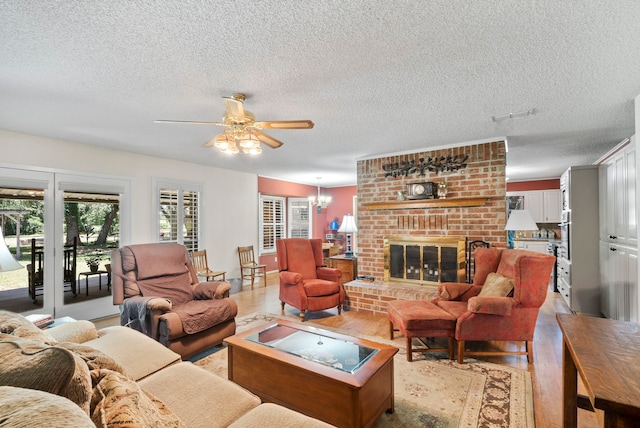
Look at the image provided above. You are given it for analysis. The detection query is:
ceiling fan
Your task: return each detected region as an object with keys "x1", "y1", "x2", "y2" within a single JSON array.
[{"x1": 155, "y1": 93, "x2": 314, "y2": 154}]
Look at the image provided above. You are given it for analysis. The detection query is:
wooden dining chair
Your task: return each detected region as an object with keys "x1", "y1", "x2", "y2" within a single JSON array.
[
  {"x1": 27, "y1": 238, "x2": 44, "y2": 302},
  {"x1": 27, "y1": 237, "x2": 78, "y2": 302},
  {"x1": 237, "y1": 245, "x2": 267, "y2": 289},
  {"x1": 63, "y1": 237, "x2": 78, "y2": 295},
  {"x1": 191, "y1": 250, "x2": 226, "y2": 282}
]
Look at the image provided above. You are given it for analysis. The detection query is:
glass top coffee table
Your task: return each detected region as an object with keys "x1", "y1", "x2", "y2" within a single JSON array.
[
  {"x1": 224, "y1": 319, "x2": 398, "y2": 428},
  {"x1": 245, "y1": 323, "x2": 378, "y2": 374}
]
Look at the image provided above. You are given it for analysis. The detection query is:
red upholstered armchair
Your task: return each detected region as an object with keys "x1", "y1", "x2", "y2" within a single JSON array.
[
  {"x1": 276, "y1": 238, "x2": 345, "y2": 321},
  {"x1": 111, "y1": 243, "x2": 238, "y2": 358},
  {"x1": 434, "y1": 248, "x2": 555, "y2": 363}
]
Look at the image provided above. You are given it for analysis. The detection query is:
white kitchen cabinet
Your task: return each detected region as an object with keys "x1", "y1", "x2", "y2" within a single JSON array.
[
  {"x1": 599, "y1": 137, "x2": 636, "y2": 247},
  {"x1": 599, "y1": 136, "x2": 637, "y2": 321},
  {"x1": 523, "y1": 191, "x2": 544, "y2": 222},
  {"x1": 513, "y1": 240, "x2": 549, "y2": 254},
  {"x1": 600, "y1": 241, "x2": 638, "y2": 322},
  {"x1": 506, "y1": 189, "x2": 561, "y2": 223},
  {"x1": 542, "y1": 190, "x2": 562, "y2": 223}
]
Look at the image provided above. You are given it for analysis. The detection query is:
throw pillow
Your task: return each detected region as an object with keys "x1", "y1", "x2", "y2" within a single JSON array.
[
  {"x1": 47, "y1": 319, "x2": 99, "y2": 343},
  {"x1": 90, "y1": 369, "x2": 186, "y2": 428},
  {"x1": 0, "y1": 338, "x2": 92, "y2": 414},
  {"x1": 478, "y1": 272, "x2": 515, "y2": 297},
  {"x1": 0, "y1": 386, "x2": 95, "y2": 427}
]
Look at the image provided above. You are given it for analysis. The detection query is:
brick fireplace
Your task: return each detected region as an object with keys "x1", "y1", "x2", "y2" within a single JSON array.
[{"x1": 344, "y1": 140, "x2": 507, "y2": 316}]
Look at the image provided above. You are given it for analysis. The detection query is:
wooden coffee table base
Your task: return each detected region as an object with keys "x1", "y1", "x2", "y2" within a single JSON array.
[{"x1": 225, "y1": 320, "x2": 398, "y2": 428}]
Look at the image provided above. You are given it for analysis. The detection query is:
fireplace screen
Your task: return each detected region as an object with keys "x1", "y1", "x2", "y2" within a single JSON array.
[{"x1": 385, "y1": 237, "x2": 466, "y2": 285}]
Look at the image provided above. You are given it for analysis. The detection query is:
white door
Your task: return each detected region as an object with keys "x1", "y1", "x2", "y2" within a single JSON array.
[
  {"x1": 0, "y1": 167, "x2": 130, "y2": 320},
  {"x1": 0, "y1": 168, "x2": 55, "y2": 317},
  {"x1": 54, "y1": 173, "x2": 130, "y2": 320}
]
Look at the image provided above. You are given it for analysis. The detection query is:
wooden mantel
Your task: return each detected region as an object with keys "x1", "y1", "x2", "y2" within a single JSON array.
[{"x1": 362, "y1": 197, "x2": 488, "y2": 211}]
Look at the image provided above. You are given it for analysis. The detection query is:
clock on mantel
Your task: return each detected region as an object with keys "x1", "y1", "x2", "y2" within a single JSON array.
[{"x1": 406, "y1": 182, "x2": 436, "y2": 200}]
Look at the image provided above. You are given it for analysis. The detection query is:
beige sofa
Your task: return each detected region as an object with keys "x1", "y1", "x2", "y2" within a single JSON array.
[{"x1": 0, "y1": 311, "x2": 333, "y2": 427}]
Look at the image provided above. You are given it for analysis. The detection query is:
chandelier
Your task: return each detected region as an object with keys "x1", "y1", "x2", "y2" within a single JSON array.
[
  {"x1": 308, "y1": 177, "x2": 331, "y2": 211},
  {"x1": 209, "y1": 127, "x2": 262, "y2": 155}
]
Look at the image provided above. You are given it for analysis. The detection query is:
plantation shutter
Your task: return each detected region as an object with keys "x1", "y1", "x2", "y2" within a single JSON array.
[
  {"x1": 157, "y1": 181, "x2": 201, "y2": 252},
  {"x1": 260, "y1": 195, "x2": 285, "y2": 254}
]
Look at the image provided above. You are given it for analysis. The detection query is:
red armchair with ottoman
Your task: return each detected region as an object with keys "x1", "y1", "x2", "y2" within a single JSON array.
[{"x1": 389, "y1": 247, "x2": 555, "y2": 363}]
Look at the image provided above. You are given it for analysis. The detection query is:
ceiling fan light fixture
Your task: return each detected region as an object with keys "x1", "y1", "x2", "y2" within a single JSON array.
[
  {"x1": 212, "y1": 134, "x2": 234, "y2": 149},
  {"x1": 221, "y1": 145, "x2": 239, "y2": 155},
  {"x1": 160, "y1": 93, "x2": 313, "y2": 156},
  {"x1": 238, "y1": 132, "x2": 262, "y2": 154},
  {"x1": 244, "y1": 146, "x2": 262, "y2": 155},
  {"x1": 211, "y1": 133, "x2": 240, "y2": 154}
]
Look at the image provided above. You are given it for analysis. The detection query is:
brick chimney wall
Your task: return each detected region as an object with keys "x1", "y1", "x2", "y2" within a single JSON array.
[{"x1": 355, "y1": 140, "x2": 507, "y2": 281}]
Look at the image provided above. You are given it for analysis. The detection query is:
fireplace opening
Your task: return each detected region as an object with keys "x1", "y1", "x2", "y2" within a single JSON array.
[{"x1": 384, "y1": 236, "x2": 466, "y2": 286}]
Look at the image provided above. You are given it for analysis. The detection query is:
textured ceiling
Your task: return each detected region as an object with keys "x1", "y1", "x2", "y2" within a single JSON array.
[{"x1": 1, "y1": 1, "x2": 639, "y2": 186}]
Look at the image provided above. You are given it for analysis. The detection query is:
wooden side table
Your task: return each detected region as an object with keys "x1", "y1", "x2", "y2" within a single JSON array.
[
  {"x1": 329, "y1": 255, "x2": 357, "y2": 284},
  {"x1": 556, "y1": 313, "x2": 640, "y2": 427}
]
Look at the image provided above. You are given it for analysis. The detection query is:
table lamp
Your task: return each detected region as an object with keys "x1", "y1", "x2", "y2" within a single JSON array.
[
  {"x1": 337, "y1": 214, "x2": 357, "y2": 258},
  {"x1": 0, "y1": 227, "x2": 23, "y2": 272},
  {"x1": 504, "y1": 209, "x2": 538, "y2": 248}
]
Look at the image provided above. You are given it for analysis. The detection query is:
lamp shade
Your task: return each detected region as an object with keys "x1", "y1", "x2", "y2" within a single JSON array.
[
  {"x1": 0, "y1": 227, "x2": 22, "y2": 272},
  {"x1": 504, "y1": 210, "x2": 538, "y2": 231},
  {"x1": 337, "y1": 215, "x2": 358, "y2": 233}
]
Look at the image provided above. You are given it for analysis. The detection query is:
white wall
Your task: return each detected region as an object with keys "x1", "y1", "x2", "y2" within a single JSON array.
[{"x1": 0, "y1": 129, "x2": 258, "y2": 279}]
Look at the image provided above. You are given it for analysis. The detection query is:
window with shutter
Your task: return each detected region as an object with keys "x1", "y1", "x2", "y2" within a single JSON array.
[
  {"x1": 288, "y1": 198, "x2": 311, "y2": 238},
  {"x1": 260, "y1": 195, "x2": 285, "y2": 254},
  {"x1": 156, "y1": 181, "x2": 201, "y2": 252}
]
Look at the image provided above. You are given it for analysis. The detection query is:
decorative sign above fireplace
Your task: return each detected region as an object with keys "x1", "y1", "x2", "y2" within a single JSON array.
[{"x1": 382, "y1": 154, "x2": 469, "y2": 178}]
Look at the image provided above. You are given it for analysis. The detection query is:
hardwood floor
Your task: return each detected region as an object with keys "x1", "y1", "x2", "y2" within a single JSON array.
[{"x1": 93, "y1": 272, "x2": 603, "y2": 428}]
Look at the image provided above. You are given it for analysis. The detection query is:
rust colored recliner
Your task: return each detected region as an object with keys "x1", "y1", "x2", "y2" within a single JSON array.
[
  {"x1": 111, "y1": 243, "x2": 238, "y2": 358},
  {"x1": 276, "y1": 238, "x2": 344, "y2": 321},
  {"x1": 434, "y1": 247, "x2": 555, "y2": 363}
]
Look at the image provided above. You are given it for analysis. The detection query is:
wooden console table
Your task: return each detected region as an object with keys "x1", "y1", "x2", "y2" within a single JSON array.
[{"x1": 556, "y1": 313, "x2": 640, "y2": 427}]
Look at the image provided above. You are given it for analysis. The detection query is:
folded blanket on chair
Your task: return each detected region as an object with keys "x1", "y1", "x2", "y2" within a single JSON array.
[{"x1": 171, "y1": 300, "x2": 234, "y2": 334}]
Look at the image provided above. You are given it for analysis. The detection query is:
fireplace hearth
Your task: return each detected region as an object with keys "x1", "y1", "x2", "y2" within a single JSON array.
[{"x1": 384, "y1": 236, "x2": 466, "y2": 285}]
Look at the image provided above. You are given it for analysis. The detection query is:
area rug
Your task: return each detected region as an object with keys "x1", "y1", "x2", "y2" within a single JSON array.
[{"x1": 194, "y1": 312, "x2": 535, "y2": 428}]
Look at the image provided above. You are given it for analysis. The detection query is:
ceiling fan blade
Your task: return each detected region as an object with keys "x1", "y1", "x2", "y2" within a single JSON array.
[
  {"x1": 155, "y1": 119, "x2": 226, "y2": 126},
  {"x1": 253, "y1": 120, "x2": 314, "y2": 130},
  {"x1": 253, "y1": 130, "x2": 284, "y2": 149},
  {"x1": 223, "y1": 96, "x2": 245, "y2": 120}
]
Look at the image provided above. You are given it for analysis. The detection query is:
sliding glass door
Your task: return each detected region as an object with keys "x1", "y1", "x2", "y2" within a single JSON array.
[
  {"x1": 0, "y1": 167, "x2": 130, "y2": 320},
  {"x1": 0, "y1": 168, "x2": 55, "y2": 316}
]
